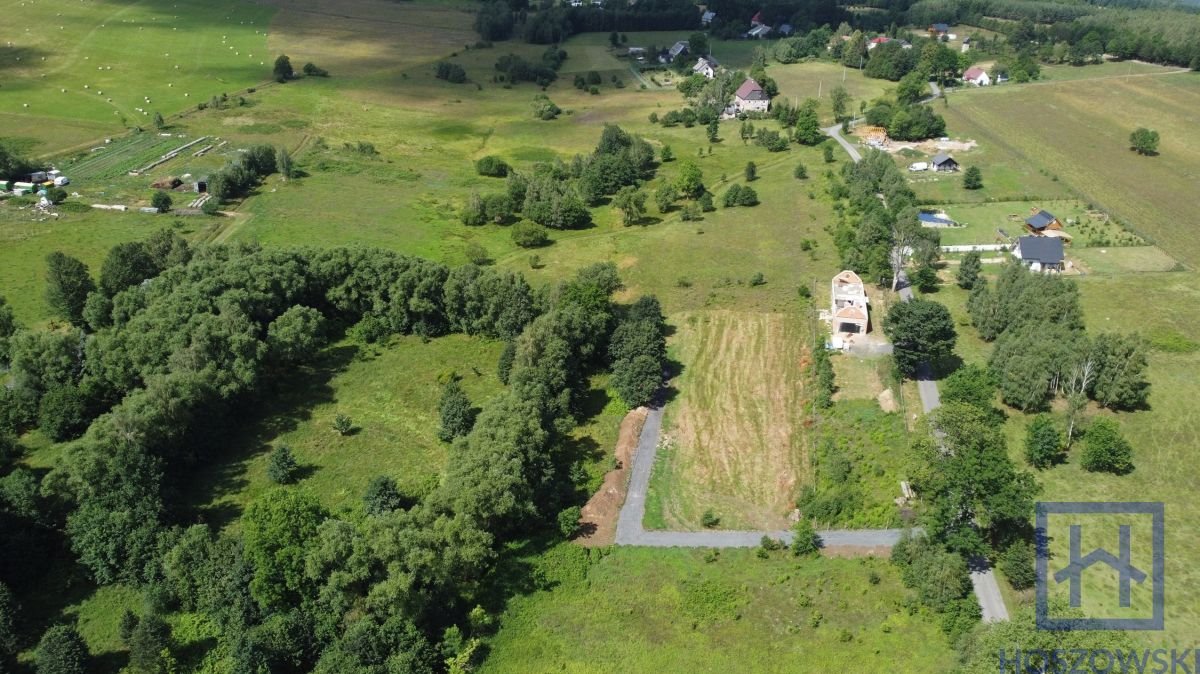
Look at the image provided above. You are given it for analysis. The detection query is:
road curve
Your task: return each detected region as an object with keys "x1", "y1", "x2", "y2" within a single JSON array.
[
  {"x1": 614, "y1": 405, "x2": 906, "y2": 548},
  {"x1": 822, "y1": 123, "x2": 862, "y2": 163}
]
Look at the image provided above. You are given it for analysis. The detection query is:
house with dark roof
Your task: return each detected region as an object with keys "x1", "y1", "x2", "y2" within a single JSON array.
[
  {"x1": 1024, "y1": 208, "x2": 1062, "y2": 233},
  {"x1": 661, "y1": 40, "x2": 689, "y2": 63},
  {"x1": 747, "y1": 24, "x2": 772, "y2": 39},
  {"x1": 701, "y1": 9, "x2": 716, "y2": 25},
  {"x1": 1014, "y1": 235, "x2": 1064, "y2": 272},
  {"x1": 931, "y1": 153, "x2": 959, "y2": 172},
  {"x1": 929, "y1": 23, "x2": 950, "y2": 36},
  {"x1": 918, "y1": 211, "x2": 958, "y2": 228},
  {"x1": 732, "y1": 78, "x2": 770, "y2": 113}
]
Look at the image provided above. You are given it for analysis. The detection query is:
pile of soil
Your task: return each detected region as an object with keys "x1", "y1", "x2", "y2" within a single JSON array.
[{"x1": 574, "y1": 407, "x2": 647, "y2": 547}]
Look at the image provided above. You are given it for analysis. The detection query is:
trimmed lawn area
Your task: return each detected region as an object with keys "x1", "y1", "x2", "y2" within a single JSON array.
[
  {"x1": 480, "y1": 546, "x2": 959, "y2": 673},
  {"x1": 930, "y1": 199, "x2": 1142, "y2": 248}
]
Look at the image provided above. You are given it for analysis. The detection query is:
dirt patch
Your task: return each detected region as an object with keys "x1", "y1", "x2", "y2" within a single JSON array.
[
  {"x1": 575, "y1": 406, "x2": 648, "y2": 547},
  {"x1": 877, "y1": 388, "x2": 898, "y2": 413},
  {"x1": 821, "y1": 544, "x2": 892, "y2": 558}
]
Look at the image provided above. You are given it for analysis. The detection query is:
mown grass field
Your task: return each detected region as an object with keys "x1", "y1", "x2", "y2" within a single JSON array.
[
  {"x1": 931, "y1": 199, "x2": 1142, "y2": 248},
  {"x1": 480, "y1": 546, "x2": 959, "y2": 674},
  {"x1": 941, "y1": 71, "x2": 1200, "y2": 267},
  {"x1": 0, "y1": 0, "x2": 274, "y2": 155},
  {"x1": 646, "y1": 311, "x2": 815, "y2": 530}
]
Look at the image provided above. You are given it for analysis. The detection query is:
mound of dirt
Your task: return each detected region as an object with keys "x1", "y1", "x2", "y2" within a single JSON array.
[{"x1": 575, "y1": 407, "x2": 648, "y2": 547}]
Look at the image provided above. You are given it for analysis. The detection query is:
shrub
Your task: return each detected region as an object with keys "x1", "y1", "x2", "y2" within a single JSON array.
[
  {"x1": 435, "y1": 61, "x2": 467, "y2": 83},
  {"x1": 1024, "y1": 414, "x2": 1063, "y2": 469},
  {"x1": 1081, "y1": 417, "x2": 1134, "y2": 474},
  {"x1": 962, "y1": 166, "x2": 983, "y2": 190},
  {"x1": 267, "y1": 445, "x2": 300, "y2": 484},
  {"x1": 151, "y1": 191, "x2": 172, "y2": 213},
  {"x1": 557, "y1": 506, "x2": 581, "y2": 537},
  {"x1": 749, "y1": 272, "x2": 765, "y2": 286},
  {"x1": 1129, "y1": 127, "x2": 1159, "y2": 155},
  {"x1": 302, "y1": 62, "x2": 329, "y2": 77},
  {"x1": 997, "y1": 540, "x2": 1037, "y2": 590},
  {"x1": 333, "y1": 413, "x2": 353, "y2": 436},
  {"x1": 465, "y1": 242, "x2": 489, "y2": 265},
  {"x1": 701, "y1": 510, "x2": 720, "y2": 528},
  {"x1": 511, "y1": 221, "x2": 549, "y2": 248},
  {"x1": 790, "y1": 518, "x2": 820, "y2": 556},
  {"x1": 531, "y1": 94, "x2": 561, "y2": 120},
  {"x1": 38, "y1": 385, "x2": 87, "y2": 442},
  {"x1": 794, "y1": 162, "x2": 808, "y2": 179},
  {"x1": 474, "y1": 155, "x2": 509, "y2": 177}
]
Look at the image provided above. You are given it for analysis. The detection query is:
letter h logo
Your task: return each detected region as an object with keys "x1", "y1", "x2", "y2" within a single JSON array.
[{"x1": 1036, "y1": 502, "x2": 1164, "y2": 631}]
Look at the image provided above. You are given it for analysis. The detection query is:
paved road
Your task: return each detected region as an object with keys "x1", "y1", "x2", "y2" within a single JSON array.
[
  {"x1": 613, "y1": 405, "x2": 906, "y2": 548},
  {"x1": 822, "y1": 123, "x2": 862, "y2": 162}
]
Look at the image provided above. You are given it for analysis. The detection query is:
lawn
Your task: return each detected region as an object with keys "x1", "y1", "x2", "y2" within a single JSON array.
[
  {"x1": 930, "y1": 199, "x2": 1144, "y2": 249},
  {"x1": 646, "y1": 310, "x2": 814, "y2": 530},
  {"x1": 480, "y1": 546, "x2": 960, "y2": 674},
  {"x1": 941, "y1": 72, "x2": 1200, "y2": 267}
]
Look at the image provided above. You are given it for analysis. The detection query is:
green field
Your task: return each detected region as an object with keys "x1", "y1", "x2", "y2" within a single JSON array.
[
  {"x1": 930, "y1": 199, "x2": 1143, "y2": 248},
  {"x1": 0, "y1": 0, "x2": 274, "y2": 154},
  {"x1": 184, "y1": 333, "x2": 507, "y2": 524},
  {"x1": 480, "y1": 546, "x2": 958, "y2": 674},
  {"x1": 942, "y1": 72, "x2": 1200, "y2": 266}
]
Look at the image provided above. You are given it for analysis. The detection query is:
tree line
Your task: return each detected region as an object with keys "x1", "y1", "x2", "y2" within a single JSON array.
[{"x1": 0, "y1": 236, "x2": 668, "y2": 672}]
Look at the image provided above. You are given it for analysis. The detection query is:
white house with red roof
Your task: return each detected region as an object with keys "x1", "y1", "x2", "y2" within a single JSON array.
[
  {"x1": 732, "y1": 78, "x2": 770, "y2": 113},
  {"x1": 962, "y1": 66, "x2": 991, "y2": 86}
]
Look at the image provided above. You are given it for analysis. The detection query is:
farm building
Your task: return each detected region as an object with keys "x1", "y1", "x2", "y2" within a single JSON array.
[
  {"x1": 931, "y1": 153, "x2": 959, "y2": 172},
  {"x1": 830, "y1": 270, "x2": 870, "y2": 335},
  {"x1": 732, "y1": 78, "x2": 770, "y2": 113},
  {"x1": 661, "y1": 41, "x2": 689, "y2": 63},
  {"x1": 747, "y1": 24, "x2": 772, "y2": 38},
  {"x1": 1013, "y1": 235, "x2": 1065, "y2": 272},
  {"x1": 692, "y1": 55, "x2": 719, "y2": 79},
  {"x1": 962, "y1": 66, "x2": 991, "y2": 86},
  {"x1": 1025, "y1": 208, "x2": 1062, "y2": 233},
  {"x1": 961, "y1": 36, "x2": 972, "y2": 53}
]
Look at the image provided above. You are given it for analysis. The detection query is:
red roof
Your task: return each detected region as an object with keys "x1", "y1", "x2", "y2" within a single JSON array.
[
  {"x1": 735, "y1": 78, "x2": 767, "y2": 101},
  {"x1": 870, "y1": 36, "x2": 891, "y2": 44},
  {"x1": 750, "y1": 10, "x2": 763, "y2": 23},
  {"x1": 963, "y1": 66, "x2": 987, "y2": 80}
]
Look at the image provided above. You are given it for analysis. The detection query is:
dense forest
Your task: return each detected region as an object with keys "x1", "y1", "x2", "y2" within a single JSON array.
[{"x1": 0, "y1": 235, "x2": 668, "y2": 672}]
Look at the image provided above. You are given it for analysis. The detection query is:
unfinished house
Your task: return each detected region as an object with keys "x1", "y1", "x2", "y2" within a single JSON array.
[{"x1": 830, "y1": 270, "x2": 870, "y2": 336}]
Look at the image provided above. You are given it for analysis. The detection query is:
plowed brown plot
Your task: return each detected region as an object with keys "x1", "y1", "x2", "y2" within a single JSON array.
[{"x1": 646, "y1": 311, "x2": 812, "y2": 530}]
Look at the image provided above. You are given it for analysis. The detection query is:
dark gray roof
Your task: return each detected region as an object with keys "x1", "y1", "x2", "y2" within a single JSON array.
[
  {"x1": 1025, "y1": 209, "x2": 1056, "y2": 229},
  {"x1": 1017, "y1": 236, "x2": 1064, "y2": 264},
  {"x1": 931, "y1": 153, "x2": 956, "y2": 166},
  {"x1": 932, "y1": 23, "x2": 950, "y2": 31}
]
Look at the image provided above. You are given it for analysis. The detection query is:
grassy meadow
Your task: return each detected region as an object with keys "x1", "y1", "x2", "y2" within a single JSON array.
[{"x1": 480, "y1": 546, "x2": 959, "y2": 674}]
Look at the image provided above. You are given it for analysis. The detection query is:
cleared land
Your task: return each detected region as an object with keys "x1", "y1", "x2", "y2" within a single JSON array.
[
  {"x1": 646, "y1": 311, "x2": 812, "y2": 530},
  {"x1": 480, "y1": 546, "x2": 958, "y2": 673},
  {"x1": 942, "y1": 72, "x2": 1200, "y2": 266}
]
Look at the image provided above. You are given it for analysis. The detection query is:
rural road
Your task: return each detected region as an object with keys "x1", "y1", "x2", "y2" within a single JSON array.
[{"x1": 613, "y1": 406, "x2": 906, "y2": 549}]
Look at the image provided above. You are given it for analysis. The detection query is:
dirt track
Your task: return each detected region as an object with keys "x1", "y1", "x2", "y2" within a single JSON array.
[{"x1": 575, "y1": 407, "x2": 647, "y2": 547}]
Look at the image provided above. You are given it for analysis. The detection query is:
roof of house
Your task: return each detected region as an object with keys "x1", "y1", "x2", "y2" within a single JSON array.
[
  {"x1": 834, "y1": 306, "x2": 867, "y2": 320},
  {"x1": 735, "y1": 78, "x2": 768, "y2": 101},
  {"x1": 668, "y1": 41, "x2": 689, "y2": 58},
  {"x1": 701, "y1": 10, "x2": 715, "y2": 21},
  {"x1": 833, "y1": 270, "x2": 864, "y2": 286},
  {"x1": 931, "y1": 22, "x2": 950, "y2": 31},
  {"x1": 779, "y1": 23, "x2": 794, "y2": 35},
  {"x1": 748, "y1": 24, "x2": 772, "y2": 37},
  {"x1": 1017, "y1": 235, "x2": 1064, "y2": 264},
  {"x1": 751, "y1": 10, "x2": 763, "y2": 23},
  {"x1": 870, "y1": 36, "x2": 892, "y2": 44},
  {"x1": 1025, "y1": 209, "x2": 1057, "y2": 229},
  {"x1": 963, "y1": 66, "x2": 987, "y2": 80},
  {"x1": 931, "y1": 153, "x2": 956, "y2": 166}
]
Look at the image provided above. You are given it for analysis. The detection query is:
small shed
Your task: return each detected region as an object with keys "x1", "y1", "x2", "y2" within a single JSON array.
[
  {"x1": 1024, "y1": 209, "x2": 1061, "y2": 233},
  {"x1": 931, "y1": 153, "x2": 959, "y2": 172}
]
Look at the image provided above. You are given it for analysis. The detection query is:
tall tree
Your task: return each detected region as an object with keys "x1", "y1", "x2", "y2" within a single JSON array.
[
  {"x1": 884, "y1": 299, "x2": 956, "y2": 377},
  {"x1": 793, "y1": 99, "x2": 823, "y2": 145},
  {"x1": 1024, "y1": 414, "x2": 1063, "y2": 469},
  {"x1": 35, "y1": 625, "x2": 89, "y2": 674},
  {"x1": 956, "y1": 251, "x2": 982, "y2": 289},
  {"x1": 829, "y1": 85, "x2": 850, "y2": 121},
  {"x1": 273, "y1": 54, "x2": 294, "y2": 82},
  {"x1": 99, "y1": 241, "x2": 158, "y2": 297},
  {"x1": 243, "y1": 488, "x2": 326, "y2": 610},
  {"x1": 1129, "y1": 127, "x2": 1159, "y2": 155},
  {"x1": 611, "y1": 186, "x2": 647, "y2": 226},
  {"x1": 44, "y1": 252, "x2": 95, "y2": 326},
  {"x1": 438, "y1": 380, "x2": 477, "y2": 442}
]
